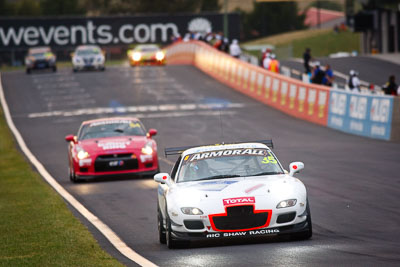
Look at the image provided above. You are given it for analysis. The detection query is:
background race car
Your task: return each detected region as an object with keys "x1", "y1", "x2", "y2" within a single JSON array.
[
  {"x1": 65, "y1": 117, "x2": 159, "y2": 182},
  {"x1": 25, "y1": 46, "x2": 57, "y2": 74},
  {"x1": 71, "y1": 45, "x2": 106, "y2": 72},
  {"x1": 127, "y1": 44, "x2": 165, "y2": 66},
  {"x1": 154, "y1": 141, "x2": 312, "y2": 248}
]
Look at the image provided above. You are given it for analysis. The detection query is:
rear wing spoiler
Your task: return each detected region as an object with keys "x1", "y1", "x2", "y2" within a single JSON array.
[{"x1": 164, "y1": 140, "x2": 273, "y2": 157}]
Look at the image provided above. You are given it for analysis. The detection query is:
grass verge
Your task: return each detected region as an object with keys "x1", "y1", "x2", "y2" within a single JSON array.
[
  {"x1": 0, "y1": 107, "x2": 123, "y2": 266},
  {"x1": 243, "y1": 28, "x2": 360, "y2": 59}
]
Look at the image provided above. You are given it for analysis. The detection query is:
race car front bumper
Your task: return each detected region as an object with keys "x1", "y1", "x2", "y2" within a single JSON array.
[{"x1": 171, "y1": 220, "x2": 310, "y2": 241}]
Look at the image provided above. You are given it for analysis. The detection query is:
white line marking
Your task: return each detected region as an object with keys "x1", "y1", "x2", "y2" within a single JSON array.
[
  {"x1": 28, "y1": 102, "x2": 246, "y2": 118},
  {"x1": 0, "y1": 73, "x2": 157, "y2": 267}
]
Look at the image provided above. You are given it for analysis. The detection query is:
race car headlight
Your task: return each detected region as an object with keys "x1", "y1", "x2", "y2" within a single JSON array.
[
  {"x1": 73, "y1": 57, "x2": 81, "y2": 64},
  {"x1": 155, "y1": 51, "x2": 165, "y2": 61},
  {"x1": 276, "y1": 199, "x2": 297, "y2": 209},
  {"x1": 181, "y1": 207, "x2": 203, "y2": 215},
  {"x1": 141, "y1": 143, "x2": 153, "y2": 155},
  {"x1": 132, "y1": 52, "x2": 141, "y2": 61},
  {"x1": 96, "y1": 55, "x2": 104, "y2": 63},
  {"x1": 77, "y1": 149, "x2": 90, "y2": 160}
]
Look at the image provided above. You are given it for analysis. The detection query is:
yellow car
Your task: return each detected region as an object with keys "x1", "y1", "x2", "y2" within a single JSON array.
[{"x1": 127, "y1": 44, "x2": 165, "y2": 66}]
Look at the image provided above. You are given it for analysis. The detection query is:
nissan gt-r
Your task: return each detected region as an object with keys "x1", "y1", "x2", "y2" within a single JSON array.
[
  {"x1": 154, "y1": 141, "x2": 312, "y2": 248},
  {"x1": 127, "y1": 44, "x2": 165, "y2": 66},
  {"x1": 65, "y1": 117, "x2": 159, "y2": 182}
]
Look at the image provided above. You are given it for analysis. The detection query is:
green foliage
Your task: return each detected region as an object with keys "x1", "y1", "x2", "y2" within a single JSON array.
[
  {"x1": 241, "y1": 2, "x2": 306, "y2": 40},
  {"x1": 15, "y1": 0, "x2": 41, "y2": 16},
  {"x1": 308, "y1": 0, "x2": 343, "y2": 11},
  {"x1": 40, "y1": 0, "x2": 85, "y2": 16},
  {"x1": 0, "y1": 0, "x2": 15, "y2": 16},
  {"x1": 200, "y1": 0, "x2": 221, "y2": 12}
]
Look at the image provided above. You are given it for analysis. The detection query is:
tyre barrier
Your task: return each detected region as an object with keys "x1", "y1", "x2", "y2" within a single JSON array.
[{"x1": 166, "y1": 41, "x2": 400, "y2": 142}]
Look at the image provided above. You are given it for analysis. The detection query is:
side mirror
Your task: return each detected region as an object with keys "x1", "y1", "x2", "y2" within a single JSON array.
[
  {"x1": 154, "y1": 173, "x2": 172, "y2": 186},
  {"x1": 70, "y1": 52, "x2": 75, "y2": 58},
  {"x1": 148, "y1": 129, "x2": 157, "y2": 137},
  {"x1": 289, "y1": 162, "x2": 304, "y2": 177},
  {"x1": 65, "y1": 135, "x2": 76, "y2": 143}
]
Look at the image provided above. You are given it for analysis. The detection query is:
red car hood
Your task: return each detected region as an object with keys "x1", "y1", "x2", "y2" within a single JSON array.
[{"x1": 78, "y1": 136, "x2": 148, "y2": 154}]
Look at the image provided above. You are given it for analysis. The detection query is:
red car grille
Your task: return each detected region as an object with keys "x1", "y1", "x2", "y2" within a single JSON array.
[
  {"x1": 209, "y1": 205, "x2": 271, "y2": 232},
  {"x1": 94, "y1": 154, "x2": 138, "y2": 172}
]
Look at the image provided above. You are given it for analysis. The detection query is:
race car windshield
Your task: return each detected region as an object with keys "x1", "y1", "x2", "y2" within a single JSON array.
[
  {"x1": 76, "y1": 49, "x2": 101, "y2": 56},
  {"x1": 139, "y1": 47, "x2": 158, "y2": 52},
  {"x1": 177, "y1": 148, "x2": 284, "y2": 183},
  {"x1": 78, "y1": 120, "x2": 146, "y2": 140}
]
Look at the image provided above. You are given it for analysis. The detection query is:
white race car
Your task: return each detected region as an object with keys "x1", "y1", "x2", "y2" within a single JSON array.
[
  {"x1": 154, "y1": 141, "x2": 312, "y2": 248},
  {"x1": 71, "y1": 45, "x2": 105, "y2": 72}
]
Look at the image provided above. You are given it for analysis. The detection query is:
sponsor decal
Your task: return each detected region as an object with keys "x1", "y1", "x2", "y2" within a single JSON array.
[
  {"x1": 244, "y1": 184, "x2": 265, "y2": 194},
  {"x1": 257, "y1": 73, "x2": 264, "y2": 96},
  {"x1": 289, "y1": 84, "x2": 297, "y2": 109},
  {"x1": 187, "y1": 180, "x2": 237, "y2": 191},
  {"x1": 109, "y1": 160, "x2": 124, "y2": 167},
  {"x1": 327, "y1": 90, "x2": 393, "y2": 140},
  {"x1": 0, "y1": 14, "x2": 240, "y2": 48},
  {"x1": 272, "y1": 79, "x2": 279, "y2": 102},
  {"x1": 307, "y1": 89, "x2": 317, "y2": 115},
  {"x1": 205, "y1": 228, "x2": 280, "y2": 238},
  {"x1": 79, "y1": 158, "x2": 92, "y2": 167},
  {"x1": 98, "y1": 141, "x2": 130, "y2": 150},
  {"x1": 89, "y1": 119, "x2": 135, "y2": 127},
  {"x1": 264, "y1": 75, "x2": 271, "y2": 99},
  {"x1": 223, "y1": 196, "x2": 255, "y2": 206},
  {"x1": 318, "y1": 91, "x2": 327, "y2": 118},
  {"x1": 280, "y1": 82, "x2": 288, "y2": 106},
  {"x1": 298, "y1": 87, "x2": 306, "y2": 112},
  {"x1": 188, "y1": 148, "x2": 267, "y2": 162}
]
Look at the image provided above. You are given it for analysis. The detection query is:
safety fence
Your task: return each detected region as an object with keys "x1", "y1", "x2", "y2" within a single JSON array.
[{"x1": 166, "y1": 41, "x2": 400, "y2": 141}]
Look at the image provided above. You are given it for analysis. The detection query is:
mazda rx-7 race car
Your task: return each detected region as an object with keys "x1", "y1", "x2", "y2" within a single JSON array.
[
  {"x1": 127, "y1": 44, "x2": 165, "y2": 66},
  {"x1": 65, "y1": 117, "x2": 159, "y2": 182},
  {"x1": 154, "y1": 141, "x2": 312, "y2": 248}
]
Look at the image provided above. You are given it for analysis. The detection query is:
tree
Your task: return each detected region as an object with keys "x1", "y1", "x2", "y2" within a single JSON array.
[
  {"x1": 40, "y1": 0, "x2": 85, "y2": 16},
  {"x1": 15, "y1": 0, "x2": 41, "y2": 16}
]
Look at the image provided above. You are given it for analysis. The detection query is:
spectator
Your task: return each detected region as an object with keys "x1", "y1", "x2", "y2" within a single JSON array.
[
  {"x1": 263, "y1": 53, "x2": 271, "y2": 70},
  {"x1": 303, "y1": 48, "x2": 312, "y2": 74},
  {"x1": 311, "y1": 62, "x2": 325, "y2": 84},
  {"x1": 261, "y1": 48, "x2": 272, "y2": 63},
  {"x1": 322, "y1": 64, "x2": 334, "y2": 86},
  {"x1": 229, "y1": 39, "x2": 241, "y2": 58},
  {"x1": 213, "y1": 34, "x2": 223, "y2": 50},
  {"x1": 348, "y1": 70, "x2": 360, "y2": 91},
  {"x1": 383, "y1": 75, "x2": 399, "y2": 96},
  {"x1": 268, "y1": 54, "x2": 280, "y2": 73}
]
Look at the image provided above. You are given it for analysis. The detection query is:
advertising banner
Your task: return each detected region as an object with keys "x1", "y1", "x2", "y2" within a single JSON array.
[
  {"x1": 0, "y1": 13, "x2": 240, "y2": 49},
  {"x1": 328, "y1": 89, "x2": 393, "y2": 140}
]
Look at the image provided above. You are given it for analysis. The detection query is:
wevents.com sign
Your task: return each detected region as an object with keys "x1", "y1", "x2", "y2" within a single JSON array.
[{"x1": 0, "y1": 13, "x2": 240, "y2": 48}]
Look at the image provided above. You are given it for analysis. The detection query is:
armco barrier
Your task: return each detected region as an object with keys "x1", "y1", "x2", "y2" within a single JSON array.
[{"x1": 166, "y1": 41, "x2": 399, "y2": 141}]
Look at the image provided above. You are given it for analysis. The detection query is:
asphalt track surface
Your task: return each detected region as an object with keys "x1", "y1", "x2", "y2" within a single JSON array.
[
  {"x1": 281, "y1": 56, "x2": 400, "y2": 87},
  {"x1": 2, "y1": 64, "x2": 400, "y2": 266}
]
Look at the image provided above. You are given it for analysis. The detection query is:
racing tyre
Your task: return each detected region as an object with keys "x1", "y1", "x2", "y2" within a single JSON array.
[
  {"x1": 26, "y1": 68, "x2": 31, "y2": 74},
  {"x1": 52, "y1": 66, "x2": 57, "y2": 72},
  {"x1": 73, "y1": 68, "x2": 78, "y2": 73},
  {"x1": 158, "y1": 208, "x2": 166, "y2": 244},
  {"x1": 291, "y1": 200, "x2": 312, "y2": 240},
  {"x1": 166, "y1": 217, "x2": 180, "y2": 249},
  {"x1": 69, "y1": 167, "x2": 79, "y2": 183}
]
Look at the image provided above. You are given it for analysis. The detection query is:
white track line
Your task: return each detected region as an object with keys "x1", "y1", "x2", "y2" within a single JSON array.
[{"x1": 0, "y1": 73, "x2": 157, "y2": 267}]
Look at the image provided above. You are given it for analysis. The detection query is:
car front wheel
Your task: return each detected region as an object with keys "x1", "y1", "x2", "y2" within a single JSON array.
[
  {"x1": 291, "y1": 200, "x2": 312, "y2": 240},
  {"x1": 158, "y1": 208, "x2": 166, "y2": 244}
]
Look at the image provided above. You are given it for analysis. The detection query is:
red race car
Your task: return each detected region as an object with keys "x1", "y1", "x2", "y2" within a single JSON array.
[{"x1": 65, "y1": 117, "x2": 159, "y2": 182}]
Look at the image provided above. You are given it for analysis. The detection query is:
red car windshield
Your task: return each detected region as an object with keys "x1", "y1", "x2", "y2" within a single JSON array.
[{"x1": 78, "y1": 120, "x2": 146, "y2": 140}]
